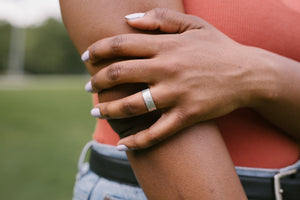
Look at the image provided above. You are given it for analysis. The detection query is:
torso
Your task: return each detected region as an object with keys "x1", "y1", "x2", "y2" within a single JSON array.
[{"x1": 93, "y1": 0, "x2": 300, "y2": 168}]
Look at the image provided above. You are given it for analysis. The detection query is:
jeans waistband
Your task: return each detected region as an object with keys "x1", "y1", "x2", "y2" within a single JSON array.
[
  {"x1": 236, "y1": 161, "x2": 300, "y2": 178},
  {"x1": 78, "y1": 140, "x2": 300, "y2": 178},
  {"x1": 77, "y1": 141, "x2": 127, "y2": 171}
]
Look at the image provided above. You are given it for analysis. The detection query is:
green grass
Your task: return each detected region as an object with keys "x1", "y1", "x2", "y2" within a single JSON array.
[{"x1": 0, "y1": 75, "x2": 95, "y2": 200}]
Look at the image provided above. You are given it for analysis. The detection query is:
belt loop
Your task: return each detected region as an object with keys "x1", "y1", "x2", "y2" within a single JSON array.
[
  {"x1": 78, "y1": 140, "x2": 95, "y2": 170},
  {"x1": 274, "y1": 169, "x2": 297, "y2": 200}
]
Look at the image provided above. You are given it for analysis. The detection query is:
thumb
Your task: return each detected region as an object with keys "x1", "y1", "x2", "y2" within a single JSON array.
[{"x1": 125, "y1": 8, "x2": 204, "y2": 34}]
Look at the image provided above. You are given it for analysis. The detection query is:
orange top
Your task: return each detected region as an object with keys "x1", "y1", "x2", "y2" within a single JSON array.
[
  {"x1": 93, "y1": 0, "x2": 300, "y2": 168},
  {"x1": 92, "y1": 94, "x2": 120, "y2": 145}
]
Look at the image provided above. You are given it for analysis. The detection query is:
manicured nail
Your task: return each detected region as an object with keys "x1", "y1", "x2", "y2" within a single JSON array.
[
  {"x1": 117, "y1": 144, "x2": 130, "y2": 151},
  {"x1": 125, "y1": 13, "x2": 145, "y2": 20},
  {"x1": 85, "y1": 81, "x2": 93, "y2": 92},
  {"x1": 81, "y1": 50, "x2": 89, "y2": 62},
  {"x1": 91, "y1": 108, "x2": 101, "y2": 118}
]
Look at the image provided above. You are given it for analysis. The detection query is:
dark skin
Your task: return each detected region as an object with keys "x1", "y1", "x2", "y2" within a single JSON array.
[
  {"x1": 86, "y1": 9, "x2": 300, "y2": 150},
  {"x1": 60, "y1": 1, "x2": 247, "y2": 199}
]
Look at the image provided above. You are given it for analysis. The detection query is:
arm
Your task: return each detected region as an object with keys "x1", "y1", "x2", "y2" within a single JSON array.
[
  {"x1": 249, "y1": 47, "x2": 300, "y2": 139},
  {"x1": 84, "y1": 10, "x2": 300, "y2": 150},
  {"x1": 59, "y1": 1, "x2": 246, "y2": 199},
  {"x1": 60, "y1": 0, "x2": 184, "y2": 137}
]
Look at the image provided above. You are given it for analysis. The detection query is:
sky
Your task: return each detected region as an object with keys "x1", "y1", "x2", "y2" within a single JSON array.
[{"x1": 0, "y1": 0, "x2": 61, "y2": 27}]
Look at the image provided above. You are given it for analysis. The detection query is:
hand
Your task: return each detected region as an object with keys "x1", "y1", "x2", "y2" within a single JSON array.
[{"x1": 83, "y1": 8, "x2": 265, "y2": 150}]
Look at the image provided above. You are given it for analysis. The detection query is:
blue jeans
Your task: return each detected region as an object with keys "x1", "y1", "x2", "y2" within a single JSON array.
[
  {"x1": 72, "y1": 141, "x2": 147, "y2": 200},
  {"x1": 73, "y1": 141, "x2": 300, "y2": 200}
]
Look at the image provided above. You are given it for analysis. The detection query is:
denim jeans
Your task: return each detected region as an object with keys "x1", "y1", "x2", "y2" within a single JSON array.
[
  {"x1": 73, "y1": 141, "x2": 300, "y2": 200},
  {"x1": 72, "y1": 141, "x2": 147, "y2": 200}
]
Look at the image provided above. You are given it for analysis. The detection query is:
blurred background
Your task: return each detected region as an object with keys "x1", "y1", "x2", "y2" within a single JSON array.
[{"x1": 0, "y1": 0, "x2": 95, "y2": 199}]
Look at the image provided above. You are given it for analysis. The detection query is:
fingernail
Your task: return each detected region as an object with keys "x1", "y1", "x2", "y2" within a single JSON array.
[
  {"x1": 91, "y1": 108, "x2": 101, "y2": 118},
  {"x1": 125, "y1": 13, "x2": 145, "y2": 20},
  {"x1": 85, "y1": 81, "x2": 93, "y2": 92},
  {"x1": 81, "y1": 50, "x2": 89, "y2": 62},
  {"x1": 117, "y1": 144, "x2": 130, "y2": 151}
]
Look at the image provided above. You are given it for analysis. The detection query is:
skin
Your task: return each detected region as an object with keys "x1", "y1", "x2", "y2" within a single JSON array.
[
  {"x1": 86, "y1": 9, "x2": 300, "y2": 149},
  {"x1": 60, "y1": 0, "x2": 247, "y2": 199}
]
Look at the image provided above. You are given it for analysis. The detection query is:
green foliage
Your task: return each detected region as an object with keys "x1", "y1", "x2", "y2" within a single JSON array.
[
  {"x1": 0, "y1": 19, "x2": 87, "y2": 74},
  {"x1": 25, "y1": 19, "x2": 86, "y2": 74},
  {"x1": 0, "y1": 22, "x2": 11, "y2": 73}
]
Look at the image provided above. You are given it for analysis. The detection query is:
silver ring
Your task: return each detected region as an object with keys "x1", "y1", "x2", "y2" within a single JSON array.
[{"x1": 142, "y1": 88, "x2": 157, "y2": 112}]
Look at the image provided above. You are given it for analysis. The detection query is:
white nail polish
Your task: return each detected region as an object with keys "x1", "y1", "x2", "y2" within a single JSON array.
[
  {"x1": 81, "y1": 50, "x2": 89, "y2": 62},
  {"x1": 85, "y1": 81, "x2": 93, "y2": 92},
  {"x1": 125, "y1": 13, "x2": 145, "y2": 20},
  {"x1": 91, "y1": 108, "x2": 101, "y2": 118},
  {"x1": 117, "y1": 144, "x2": 130, "y2": 151}
]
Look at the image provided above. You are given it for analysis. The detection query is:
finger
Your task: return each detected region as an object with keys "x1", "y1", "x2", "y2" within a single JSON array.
[
  {"x1": 117, "y1": 109, "x2": 188, "y2": 150},
  {"x1": 89, "y1": 59, "x2": 162, "y2": 92},
  {"x1": 83, "y1": 34, "x2": 161, "y2": 63},
  {"x1": 125, "y1": 8, "x2": 205, "y2": 34},
  {"x1": 91, "y1": 86, "x2": 171, "y2": 119}
]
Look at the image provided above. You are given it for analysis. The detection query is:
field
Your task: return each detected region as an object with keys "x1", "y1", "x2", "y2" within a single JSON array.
[{"x1": 0, "y1": 75, "x2": 95, "y2": 200}]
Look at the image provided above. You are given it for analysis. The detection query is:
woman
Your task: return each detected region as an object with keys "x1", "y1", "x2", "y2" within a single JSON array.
[{"x1": 60, "y1": 0, "x2": 300, "y2": 199}]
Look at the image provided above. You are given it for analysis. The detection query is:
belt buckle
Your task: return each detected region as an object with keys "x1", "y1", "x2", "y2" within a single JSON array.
[{"x1": 274, "y1": 169, "x2": 297, "y2": 200}]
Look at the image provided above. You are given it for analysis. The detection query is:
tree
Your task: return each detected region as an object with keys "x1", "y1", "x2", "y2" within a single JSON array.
[
  {"x1": 0, "y1": 22, "x2": 11, "y2": 73},
  {"x1": 25, "y1": 19, "x2": 87, "y2": 74}
]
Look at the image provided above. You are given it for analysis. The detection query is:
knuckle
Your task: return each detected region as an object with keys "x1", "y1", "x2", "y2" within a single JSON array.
[
  {"x1": 171, "y1": 59, "x2": 183, "y2": 74},
  {"x1": 153, "y1": 8, "x2": 169, "y2": 21},
  {"x1": 90, "y1": 76, "x2": 98, "y2": 90},
  {"x1": 90, "y1": 45, "x2": 97, "y2": 63},
  {"x1": 160, "y1": 35, "x2": 181, "y2": 51},
  {"x1": 188, "y1": 15, "x2": 205, "y2": 29},
  {"x1": 132, "y1": 134, "x2": 142, "y2": 149},
  {"x1": 110, "y1": 35, "x2": 124, "y2": 55},
  {"x1": 173, "y1": 110, "x2": 188, "y2": 127},
  {"x1": 120, "y1": 101, "x2": 137, "y2": 116},
  {"x1": 107, "y1": 64, "x2": 122, "y2": 82},
  {"x1": 185, "y1": 109, "x2": 198, "y2": 121},
  {"x1": 145, "y1": 129, "x2": 162, "y2": 145},
  {"x1": 99, "y1": 104, "x2": 110, "y2": 118},
  {"x1": 163, "y1": 57, "x2": 183, "y2": 76}
]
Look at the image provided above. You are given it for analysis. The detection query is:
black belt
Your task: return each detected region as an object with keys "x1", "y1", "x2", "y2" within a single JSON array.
[
  {"x1": 89, "y1": 149, "x2": 300, "y2": 199},
  {"x1": 89, "y1": 149, "x2": 139, "y2": 186}
]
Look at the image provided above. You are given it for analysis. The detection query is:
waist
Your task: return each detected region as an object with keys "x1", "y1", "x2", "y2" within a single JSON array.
[
  {"x1": 88, "y1": 141, "x2": 300, "y2": 200},
  {"x1": 217, "y1": 109, "x2": 300, "y2": 168},
  {"x1": 93, "y1": 109, "x2": 300, "y2": 168}
]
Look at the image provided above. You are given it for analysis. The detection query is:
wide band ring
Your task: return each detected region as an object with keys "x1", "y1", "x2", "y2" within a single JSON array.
[{"x1": 142, "y1": 88, "x2": 157, "y2": 112}]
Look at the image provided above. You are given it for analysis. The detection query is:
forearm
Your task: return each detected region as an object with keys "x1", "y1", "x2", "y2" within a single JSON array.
[
  {"x1": 60, "y1": 0, "x2": 184, "y2": 57},
  {"x1": 127, "y1": 122, "x2": 246, "y2": 199},
  {"x1": 60, "y1": 1, "x2": 246, "y2": 199},
  {"x1": 247, "y1": 46, "x2": 300, "y2": 139},
  {"x1": 60, "y1": 0, "x2": 183, "y2": 136}
]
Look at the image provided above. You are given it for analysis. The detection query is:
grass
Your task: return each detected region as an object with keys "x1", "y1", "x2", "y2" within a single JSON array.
[{"x1": 0, "y1": 75, "x2": 95, "y2": 200}]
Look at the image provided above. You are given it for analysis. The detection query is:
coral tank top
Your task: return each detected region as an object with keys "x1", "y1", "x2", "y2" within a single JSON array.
[{"x1": 93, "y1": 0, "x2": 300, "y2": 168}]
